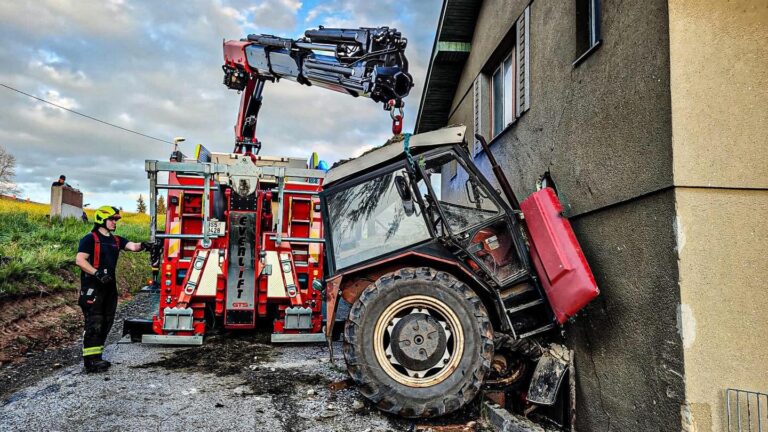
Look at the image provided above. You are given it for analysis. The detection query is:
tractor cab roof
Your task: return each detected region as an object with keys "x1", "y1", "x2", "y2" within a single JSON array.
[{"x1": 324, "y1": 125, "x2": 466, "y2": 187}]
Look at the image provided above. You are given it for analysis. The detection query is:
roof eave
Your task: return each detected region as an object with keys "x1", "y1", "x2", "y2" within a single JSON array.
[{"x1": 415, "y1": 0, "x2": 481, "y2": 134}]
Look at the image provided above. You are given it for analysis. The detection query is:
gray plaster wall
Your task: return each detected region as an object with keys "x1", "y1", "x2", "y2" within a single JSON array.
[
  {"x1": 441, "y1": 0, "x2": 684, "y2": 429},
  {"x1": 449, "y1": 0, "x2": 674, "y2": 214},
  {"x1": 567, "y1": 190, "x2": 684, "y2": 431}
]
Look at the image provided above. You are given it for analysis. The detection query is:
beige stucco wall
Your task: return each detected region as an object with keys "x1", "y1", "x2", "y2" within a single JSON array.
[
  {"x1": 670, "y1": 1, "x2": 768, "y2": 430},
  {"x1": 669, "y1": 0, "x2": 768, "y2": 188},
  {"x1": 675, "y1": 188, "x2": 768, "y2": 431}
]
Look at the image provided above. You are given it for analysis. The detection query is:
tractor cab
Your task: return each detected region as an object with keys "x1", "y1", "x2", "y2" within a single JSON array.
[
  {"x1": 322, "y1": 126, "x2": 553, "y2": 340},
  {"x1": 320, "y1": 125, "x2": 598, "y2": 422}
]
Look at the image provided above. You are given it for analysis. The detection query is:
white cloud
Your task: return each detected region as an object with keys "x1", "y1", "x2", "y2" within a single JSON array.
[
  {"x1": 0, "y1": 0, "x2": 442, "y2": 212},
  {"x1": 38, "y1": 89, "x2": 79, "y2": 111},
  {"x1": 249, "y1": 0, "x2": 303, "y2": 32},
  {"x1": 117, "y1": 113, "x2": 134, "y2": 124},
  {"x1": 29, "y1": 60, "x2": 91, "y2": 88}
]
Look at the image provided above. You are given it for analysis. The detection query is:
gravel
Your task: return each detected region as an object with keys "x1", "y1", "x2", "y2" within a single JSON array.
[
  {"x1": 0, "y1": 290, "x2": 155, "y2": 402},
  {"x1": 0, "y1": 292, "x2": 395, "y2": 431},
  {"x1": 0, "y1": 292, "x2": 486, "y2": 431}
]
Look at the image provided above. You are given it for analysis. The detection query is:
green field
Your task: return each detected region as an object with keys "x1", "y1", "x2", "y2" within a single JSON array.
[{"x1": 0, "y1": 198, "x2": 160, "y2": 298}]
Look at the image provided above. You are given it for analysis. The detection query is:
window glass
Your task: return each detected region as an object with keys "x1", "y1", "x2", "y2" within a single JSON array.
[
  {"x1": 327, "y1": 169, "x2": 431, "y2": 269},
  {"x1": 492, "y1": 52, "x2": 516, "y2": 138},
  {"x1": 417, "y1": 152, "x2": 500, "y2": 235},
  {"x1": 575, "y1": 0, "x2": 601, "y2": 64},
  {"x1": 492, "y1": 66, "x2": 504, "y2": 137},
  {"x1": 419, "y1": 152, "x2": 522, "y2": 283},
  {"x1": 503, "y1": 54, "x2": 514, "y2": 125}
]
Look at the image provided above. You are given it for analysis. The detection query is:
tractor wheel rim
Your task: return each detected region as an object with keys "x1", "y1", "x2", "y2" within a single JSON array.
[{"x1": 373, "y1": 295, "x2": 464, "y2": 388}]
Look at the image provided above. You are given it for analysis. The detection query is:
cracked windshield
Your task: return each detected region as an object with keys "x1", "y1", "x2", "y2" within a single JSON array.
[{"x1": 328, "y1": 168, "x2": 431, "y2": 269}]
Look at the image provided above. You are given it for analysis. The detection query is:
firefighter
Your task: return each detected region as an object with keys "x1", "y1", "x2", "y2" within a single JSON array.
[
  {"x1": 51, "y1": 174, "x2": 69, "y2": 187},
  {"x1": 74, "y1": 205, "x2": 148, "y2": 373}
]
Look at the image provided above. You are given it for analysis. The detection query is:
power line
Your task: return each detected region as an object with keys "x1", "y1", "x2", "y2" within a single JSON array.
[{"x1": 0, "y1": 83, "x2": 174, "y2": 144}]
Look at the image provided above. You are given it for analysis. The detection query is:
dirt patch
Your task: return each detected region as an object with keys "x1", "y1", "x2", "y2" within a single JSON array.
[
  {"x1": 246, "y1": 366, "x2": 330, "y2": 396},
  {"x1": 133, "y1": 331, "x2": 335, "y2": 432},
  {"x1": 0, "y1": 287, "x2": 136, "y2": 365},
  {"x1": 0, "y1": 291, "x2": 82, "y2": 364},
  {"x1": 133, "y1": 330, "x2": 331, "y2": 396},
  {"x1": 0, "y1": 290, "x2": 152, "y2": 402},
  {"x1": 134, "y1": 332, "x2": 277, "y2": 377},
  {"x1": 245, "y1": 365, "x2": 333, "y2": 432}
]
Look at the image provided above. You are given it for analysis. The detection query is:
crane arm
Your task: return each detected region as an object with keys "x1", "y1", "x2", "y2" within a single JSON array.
[{"x1": 223, "y1": 26, "x2": 413, "y2": 153}]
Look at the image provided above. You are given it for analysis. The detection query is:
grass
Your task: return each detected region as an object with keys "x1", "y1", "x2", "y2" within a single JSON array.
[{"x1": 0, "y1": 198, "x2": 163, "y2": 298}]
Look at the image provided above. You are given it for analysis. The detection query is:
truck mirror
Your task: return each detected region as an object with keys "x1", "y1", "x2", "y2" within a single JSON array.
[{"x1": 394, "y1": 175, "x2": 415, "y2": 216}]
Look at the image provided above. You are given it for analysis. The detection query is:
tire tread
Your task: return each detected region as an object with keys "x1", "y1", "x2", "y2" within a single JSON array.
[{"x1": 343, "y1": 267, "x2": 493, "y2": 418}]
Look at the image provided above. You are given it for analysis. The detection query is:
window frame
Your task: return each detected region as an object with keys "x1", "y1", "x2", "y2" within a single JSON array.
[
  {"x1": 472, "y1": 5, "x2": 530, "y2": 157},
  {"x1": 573, "y1": 0, "x2": 602, "y2": 67},
  {"x1": 491, "y1": 50, "x2": 517, "y2": 139},
  {"x1": 322, "y1": 161, "x2": 434, "y2": 273}
]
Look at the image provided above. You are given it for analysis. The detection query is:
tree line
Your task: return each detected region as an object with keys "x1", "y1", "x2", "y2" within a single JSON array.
[{"x1": 135, "y1": 194, "x2": 165, "y2": 214}]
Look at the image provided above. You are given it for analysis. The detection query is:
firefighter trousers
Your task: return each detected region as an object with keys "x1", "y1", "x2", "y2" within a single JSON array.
[{"x1": 78, "y1": 282, "x2": 118, "y2": 360}]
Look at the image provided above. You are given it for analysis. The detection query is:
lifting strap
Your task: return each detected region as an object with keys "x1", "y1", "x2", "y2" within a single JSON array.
[
  {"x1": 90, "y1": 232, "x2": 120, "y2": 269},
  {"x1": 402, "y1": 133, "x2": 414, "y2": 169}
]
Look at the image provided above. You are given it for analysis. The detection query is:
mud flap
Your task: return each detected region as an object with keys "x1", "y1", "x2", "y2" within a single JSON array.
[{"x1": 526, "y1": 344, "x2": 571, "y2": 406}]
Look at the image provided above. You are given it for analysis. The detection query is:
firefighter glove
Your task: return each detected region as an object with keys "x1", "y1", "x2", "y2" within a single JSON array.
[{"x1": 94, "y1": 267, "x2": 113, "y2": 284}]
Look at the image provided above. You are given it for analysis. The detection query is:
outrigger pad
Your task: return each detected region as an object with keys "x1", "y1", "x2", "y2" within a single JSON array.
[
  {"x1": 284, "y1": 306, "x2": 313, "y2": 329},
  {"x1": 527, "y1": 344, "x2": 570, "y2": 406},
  {"x1": 162, "y1": 307, "x2": 194, "y2": 331},
  {"x1": 141, "y1": 335, "x2": 203, "y2": 346}
]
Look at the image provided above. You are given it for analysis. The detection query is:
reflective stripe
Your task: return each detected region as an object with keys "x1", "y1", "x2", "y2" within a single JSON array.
[{"x1": 82, "y1": 346, "x2": 103, "y2": 356}]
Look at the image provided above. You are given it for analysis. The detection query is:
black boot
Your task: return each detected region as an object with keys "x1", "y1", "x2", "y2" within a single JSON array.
[
  {"x1": 84, "y1": 356, "x2": 110, "y2": 373},
  {"x1": 95, "y1": 354, "x2": 112, "y2": 368}
]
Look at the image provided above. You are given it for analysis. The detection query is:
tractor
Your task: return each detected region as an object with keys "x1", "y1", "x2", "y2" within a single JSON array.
[{"x1": 321, "y1": 126, "x2": 598, "y2": 421}]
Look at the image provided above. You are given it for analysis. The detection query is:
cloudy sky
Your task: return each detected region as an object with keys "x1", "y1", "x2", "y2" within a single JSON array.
[{"x1": 0, "y1": 0, "x2": 441, "y2": 210}]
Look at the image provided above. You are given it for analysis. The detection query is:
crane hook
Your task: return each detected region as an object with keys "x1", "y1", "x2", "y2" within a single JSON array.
[{"x1": 389, "y1": 100, "x2": 405, "y2": 135}]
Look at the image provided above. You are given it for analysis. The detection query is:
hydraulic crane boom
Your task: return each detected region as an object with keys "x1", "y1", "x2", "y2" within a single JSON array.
[{"x1": 223, "y1": 26, "x2": 413, "y2": 153}]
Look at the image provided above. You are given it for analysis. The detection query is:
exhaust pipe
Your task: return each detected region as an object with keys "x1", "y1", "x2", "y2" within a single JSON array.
[{"x1": 475, "y1": 134, "x2": 521, "y2": 211}]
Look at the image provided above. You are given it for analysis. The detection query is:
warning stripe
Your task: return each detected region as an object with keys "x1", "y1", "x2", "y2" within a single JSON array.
[{"x1": 83, "y1": 346, "x2": 103, "y2": 356}]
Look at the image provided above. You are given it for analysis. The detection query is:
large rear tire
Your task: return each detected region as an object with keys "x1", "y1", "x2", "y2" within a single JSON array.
[{"x1": 343, "y1": 267, "x2": 493, "y2": 418}]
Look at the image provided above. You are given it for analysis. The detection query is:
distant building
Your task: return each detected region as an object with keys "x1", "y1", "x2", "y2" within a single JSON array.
[
  {"x1": 416, "y1": 1, "x2": 767, "y2": 430},
  {"x1": 50, "y1": 185, "x2": 83, "y2": 219}
]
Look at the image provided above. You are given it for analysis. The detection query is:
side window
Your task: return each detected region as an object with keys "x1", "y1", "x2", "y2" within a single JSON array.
[
  {"x1": 492, "y1": 51, "x2": 515, "y2": 138},
  {"x1": 418, "y1": 152, "x2": 501, "y2": 236},
  {"x1": 574, "y1": 0, "x2": 602, "y2": 66}
]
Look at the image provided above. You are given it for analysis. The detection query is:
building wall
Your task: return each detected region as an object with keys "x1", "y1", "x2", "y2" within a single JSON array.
[
  {"x1": 675, "y1": 189, "x2": 768, "y2": 431},
  {"x1": 448, "y1": 0, "x2": 674, "y2": 215},
  {"x1": 50, "y1": 186, "x2": 83, "y2": 219},
  {"x1": 567, "y1": 191, "x2": 684, "y2": 431},
  {"x1": 669, "y1": 2, "x2": 768, "y2": 430},
  {"x1": 442, "y1": 0, "x2": 685, "y2": 429},
  {"x1": 669, "y1": 0, "x2": 768, "y2": 189}
]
